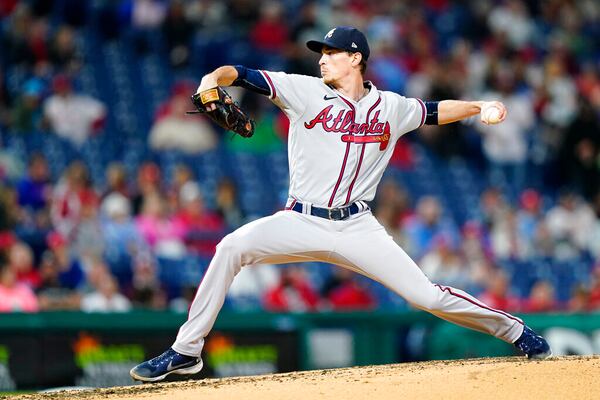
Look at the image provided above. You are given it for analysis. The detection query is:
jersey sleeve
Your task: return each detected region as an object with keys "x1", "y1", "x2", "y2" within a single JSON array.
[
  {"x1": 259, "y1": 71, "x2": 318, "y2": 120},
  {"x1": 391, "y1": 94, "x2": 427, "y2": 136}
]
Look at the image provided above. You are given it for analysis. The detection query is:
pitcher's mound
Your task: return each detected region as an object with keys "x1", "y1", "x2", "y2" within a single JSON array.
[{"x1": 12, "y1": 356, "x2": 600, "y2": 400}]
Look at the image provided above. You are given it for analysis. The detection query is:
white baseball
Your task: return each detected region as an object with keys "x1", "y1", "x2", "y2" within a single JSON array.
[{"x1": 481, "y1": 103, "x2": 504, "y2": 125}]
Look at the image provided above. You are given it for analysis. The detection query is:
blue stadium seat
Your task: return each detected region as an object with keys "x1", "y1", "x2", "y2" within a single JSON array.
[{"x1": 157, "y1": 255, "x2": 209, "y2": 299}]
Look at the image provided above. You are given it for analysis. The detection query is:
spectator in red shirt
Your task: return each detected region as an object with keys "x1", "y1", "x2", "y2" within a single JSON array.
[
  {"x1": 324, "y1": 268, "x2": 376, "y2": 311},
  {"x1": 154, "y1": 81, "x2": 194, "y2": 122},
  {"x1": 250, "y1": 1, "x2": 288, "y2": 53},
  {"x1": 173, "y1": 182, "x2": 225, "y2": 256},
  {"x1": 27, "y1": 18, "x2": 50, "y2": 64},
  {"x1": 521, "y1": 280, "x2": 560, "y2": 313},
  {"x1": 263, "y1": 266, "x2": 319, "y2": 312},
  {"x1": 7, "y1": 241, "x2": 41, "y2": 290},
  {"x1": 0, "y1": 0, "x2": 18, "y2": 17},
  {"x1": 50, "y1": 160, "x2": 98, "y2": 239},
  {"x1": 478, "y1": 269, "x2": 520, "y2": 312}
]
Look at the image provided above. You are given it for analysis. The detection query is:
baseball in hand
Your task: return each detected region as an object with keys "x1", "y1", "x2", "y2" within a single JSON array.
[{"x1": 480, "y1": 102, "x2": 506, "y2": 125}]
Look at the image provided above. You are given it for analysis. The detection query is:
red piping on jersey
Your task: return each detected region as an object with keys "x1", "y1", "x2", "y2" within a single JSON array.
[
  {"x1": 328, "y1": 96, "x2": 356, "y2": 207},
  {"x1": 285, "y1": 199, "x2": 297, "y2": 210},
  {"x1": 262, "y1": 71, "x2": 276, "y2": 99},
  {"x1": 417, "y1": 98, "x2": 426, "y2": 127},
  {"x1": 435, "y1": 284, "x2": 524, "y2": 325},
  {"x1": 345, "y1": 95, "x2": 382, "y2": 205},
  {"x1": 329, "y1": 142, "x2": 351, "y2": 207}
]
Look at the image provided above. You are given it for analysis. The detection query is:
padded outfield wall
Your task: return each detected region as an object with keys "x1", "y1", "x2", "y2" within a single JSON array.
[{"x1": 0, "y1": 311, "x2": 598, "y2": 390}]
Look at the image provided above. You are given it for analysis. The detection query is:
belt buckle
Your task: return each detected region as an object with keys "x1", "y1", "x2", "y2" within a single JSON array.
[{"x1": 328, "y1": 208, "x2": 346, "y2": 220}]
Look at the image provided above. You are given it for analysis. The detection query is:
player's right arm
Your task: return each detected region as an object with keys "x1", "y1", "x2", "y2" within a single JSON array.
[
  {"x1": 197, "y1": 65, "x2": 311, "y2": 120},
  {"x1": 196, "y1": 65, "x2": 273, "y2": 111},
  {"x1": 196, "y1": 66, "x2": 240, "y2": 111}
]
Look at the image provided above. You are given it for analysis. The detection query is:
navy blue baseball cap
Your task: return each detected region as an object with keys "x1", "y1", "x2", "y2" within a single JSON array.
[{"x1": 306, "y1": 26, "x2": 370, "y2": 61}]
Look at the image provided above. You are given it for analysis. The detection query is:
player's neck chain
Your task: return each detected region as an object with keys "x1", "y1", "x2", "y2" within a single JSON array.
[
  {"x1": 357, "y1": 87, "x2": 369, "y2": 101},
  {"x1": 326, "y1": 83, "x2": 370, "y2": 102}
]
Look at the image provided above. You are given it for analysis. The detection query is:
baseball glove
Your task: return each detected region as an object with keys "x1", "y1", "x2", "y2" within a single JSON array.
[{"x1": 188, "y1": 87, "x2": 255, "y2": 138}]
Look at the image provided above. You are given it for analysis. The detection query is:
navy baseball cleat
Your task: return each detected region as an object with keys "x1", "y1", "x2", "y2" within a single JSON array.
[
  {"x1": 130, "y1": 348, "x2": 203, "y2": 382},
  {"x1": 514, "y1": 326, "x2": 552, "y2": 360}
]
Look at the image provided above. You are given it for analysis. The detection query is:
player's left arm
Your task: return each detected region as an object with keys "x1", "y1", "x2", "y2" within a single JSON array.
[
  {"x1": 434, "y1": 100, "x2": 506, "y2": 125},
  {"x1": 394, "y1": 95, "x2": 505, "y2": 137}
]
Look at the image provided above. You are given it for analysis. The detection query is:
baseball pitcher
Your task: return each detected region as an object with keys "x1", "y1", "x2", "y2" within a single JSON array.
[{"x1": 130, "y1": 26, "x2": 551, "y2": 382}]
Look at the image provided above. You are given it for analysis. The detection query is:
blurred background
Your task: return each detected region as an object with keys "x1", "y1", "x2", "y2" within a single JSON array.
[{"x1": 0, "y1": 0, "x2": 600, "y2": 391}]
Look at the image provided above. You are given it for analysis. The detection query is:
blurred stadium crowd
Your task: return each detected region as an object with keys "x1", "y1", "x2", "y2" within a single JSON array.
[{"x1": 0, "y1": 0, "x2": 600, "y2": 314}]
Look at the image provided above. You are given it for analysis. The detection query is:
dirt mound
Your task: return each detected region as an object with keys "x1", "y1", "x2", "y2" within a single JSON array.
[{"x1": 9, "y1": 356, "x2": 600, "y2": 400}]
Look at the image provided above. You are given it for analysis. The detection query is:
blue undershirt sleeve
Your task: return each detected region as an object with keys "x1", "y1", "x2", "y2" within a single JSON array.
[
  {"x1": 424, "y1": 101, "x2": 439, "y2": 125},
  {"x1": 232, "y1": 65, "x2": 270, "y2": 96}
]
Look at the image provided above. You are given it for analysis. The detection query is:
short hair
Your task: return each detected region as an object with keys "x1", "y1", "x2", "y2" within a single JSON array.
[
  {"x1": 358, "y1": 58, "x2": 367, "y2": 75},
  {"x1": 348, "y1": 51, "x2": 368, "y2": 75}
]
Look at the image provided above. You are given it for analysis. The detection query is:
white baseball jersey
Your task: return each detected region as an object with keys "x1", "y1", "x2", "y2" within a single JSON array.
[{"x1": 259, "y1": 71, "x2": 426, "y2": 208}]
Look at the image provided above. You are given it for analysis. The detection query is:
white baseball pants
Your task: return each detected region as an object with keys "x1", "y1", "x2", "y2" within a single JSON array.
[{"x1": 172, "y1": 210, "x2": 524, "y2": 357}]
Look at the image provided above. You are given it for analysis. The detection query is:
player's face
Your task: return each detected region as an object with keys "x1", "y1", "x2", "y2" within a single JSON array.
[{"x1": 319, "y1": 46, "x2": 356, "y2": 85}]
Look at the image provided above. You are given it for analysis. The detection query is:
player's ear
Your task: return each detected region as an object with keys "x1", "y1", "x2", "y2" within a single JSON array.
[{"x1": 351, "y1": 52, "x2": 362, "y2": 67}]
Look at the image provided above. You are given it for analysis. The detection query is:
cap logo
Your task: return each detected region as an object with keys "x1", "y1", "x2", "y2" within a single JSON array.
[
  {"x1": 325, "y1": 28, "x2": 336, "y2": 39},
  {"x1": 351, "y1": 42, "x2": 357, "y2": 48}
]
